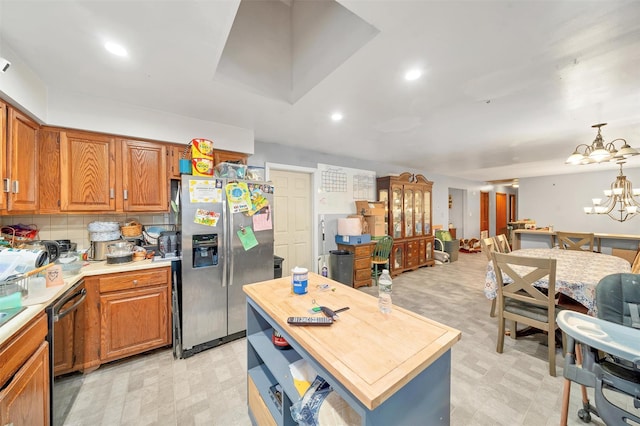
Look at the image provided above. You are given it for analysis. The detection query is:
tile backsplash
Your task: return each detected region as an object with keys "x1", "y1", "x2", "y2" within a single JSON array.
[{"x1": 1, "y1": 214, "x2": 171, "y2": 250}]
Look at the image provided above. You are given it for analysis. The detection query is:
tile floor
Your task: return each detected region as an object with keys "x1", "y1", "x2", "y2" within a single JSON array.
[{"x1": 55, "y1": 252, "x2": 633, "y2": 425}]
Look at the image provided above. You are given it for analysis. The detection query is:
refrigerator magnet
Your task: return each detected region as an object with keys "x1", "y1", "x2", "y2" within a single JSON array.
[
  {"x1": 237, "y1": 226, "x2": 259, "y2": 251},
  {"x1": 194, "y1": 208, "x2": 220, "y2": 227}
]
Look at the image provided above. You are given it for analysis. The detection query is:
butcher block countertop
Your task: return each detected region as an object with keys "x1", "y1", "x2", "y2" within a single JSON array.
[
  {"x1": 0, "y1": 258, "x2": 173, "y2": 346},
  {"x1": 243, "y1": 272, "x2": 462, "y2": 410}
]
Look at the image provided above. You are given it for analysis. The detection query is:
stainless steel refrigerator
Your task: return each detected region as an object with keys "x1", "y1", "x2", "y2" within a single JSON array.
[{"x1": 179, "y1": 175, "x2": 274, "y2": 357}]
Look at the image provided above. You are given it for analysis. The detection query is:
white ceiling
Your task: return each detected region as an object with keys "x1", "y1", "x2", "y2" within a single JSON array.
[{"x1": 2, "y1": 0, "x2": 640, "y2": 182}]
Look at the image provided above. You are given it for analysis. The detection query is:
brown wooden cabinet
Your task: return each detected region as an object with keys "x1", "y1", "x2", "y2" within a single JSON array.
[
  {"x1": 85, "y1": 267, "x2": 171, "y2": 366},
  {"x1": 336, "y1": 241, "x2": 376, "y2": 288},
  {"x1": 378, "y1": 173, "x2": 434, "y2": 276},
  {"x1": 214, "y1": 149, "x2": 248, "y2": 165},
  {"x1": 0, "y1": 101, "x2": 6, "y2": 211},
  {"x1": 119, "y1": 138, "x2": 168, "y2": 211},
  {"x1": 60, "y1": 130, "x2": 117, "y2": 212},
  {"x1": 6, "y1": 107, "x2": 39, "y2": 213},
  {"x1": 0, "y1": 312, "x2": 50, "y2": 426},
  {"x1": 39, "y1": 128, "x2": 62, "y2": 213}
]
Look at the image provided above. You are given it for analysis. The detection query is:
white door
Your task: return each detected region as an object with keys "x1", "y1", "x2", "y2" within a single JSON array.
[{"x1": 271, "y1": 169, "x2": 312, "y2": 274}]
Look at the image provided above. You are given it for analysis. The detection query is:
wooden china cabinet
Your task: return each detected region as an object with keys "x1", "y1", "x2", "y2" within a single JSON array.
[{"x1": 377, "y1": 172, "x2": 434, "y2": 276}]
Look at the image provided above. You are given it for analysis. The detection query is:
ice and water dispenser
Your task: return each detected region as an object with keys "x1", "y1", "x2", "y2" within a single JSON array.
[{"x1": 192, "y1": 234, "x2": 218, "y2": 268}]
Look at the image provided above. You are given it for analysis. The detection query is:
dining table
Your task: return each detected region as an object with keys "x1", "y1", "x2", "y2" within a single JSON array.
[{"x1": 484, "y1": 248, "x2": 632, "y2": 314}]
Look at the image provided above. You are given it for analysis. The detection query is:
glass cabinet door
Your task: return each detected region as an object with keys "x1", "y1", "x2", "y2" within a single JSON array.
[
  {"x1": 423, "y1": 190, "x2": 431, "y2": 235},
  {"x1": 391, "y1": 186, "x2": 403, "y2": 239},
  {"x1": 378, "y1": 189, "x2": 389, "y2": 235},
  {"x1": 414, "y1": 189, "x2": 423, "y2": 236},
  {"x1": 392, "y1": 243, "x2": 404, "y2": 271},
  {"x1": 404, "y1": 188, "x2": 414, "y2": 238}
]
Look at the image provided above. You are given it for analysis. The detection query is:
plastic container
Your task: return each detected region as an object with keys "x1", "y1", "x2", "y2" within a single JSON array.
[
  {"x1": 378, "y1": 269, "x2": 392, "y2": 314},
  {"x1": 291, "y1": 266, "x2": 308, "y2": 295}
]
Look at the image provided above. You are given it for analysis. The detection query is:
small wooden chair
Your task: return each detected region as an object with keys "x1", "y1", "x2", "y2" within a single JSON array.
[
  {"x1": 371, "y1": 236, "x2": 393, "y2": 286},
  {"x1": 494, "y1": 234, "x2": 511, "y2": 253},
  {"x1": 556, "y1": 232, "x2": 594, "y2": 251}
]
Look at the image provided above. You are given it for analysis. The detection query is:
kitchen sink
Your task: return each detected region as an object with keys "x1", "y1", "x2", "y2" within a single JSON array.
[{"x1": 0, "y1": 306, "x2": 27, "y2": 328}]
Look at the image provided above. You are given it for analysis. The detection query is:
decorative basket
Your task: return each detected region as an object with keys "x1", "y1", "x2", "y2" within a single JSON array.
[{"x1": 120, "y1": 220, "x2": 142, "y2": 237}]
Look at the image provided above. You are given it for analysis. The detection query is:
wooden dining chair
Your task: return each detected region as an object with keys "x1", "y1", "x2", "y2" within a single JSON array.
[
  {"x1": 494, "y1": 234, "x2": 511, "y2": 253},
  {"x1": 491, "y1": 251, "x2": 560, "y2": 376},
  {"x1": 482, "y1": 237, "x2": 499, "y2": 317},
  {"x1": 556, "y1": 231, "x2": 595, "y2": 252},
  {"x1": 371, "y1": 236, "x2": 393, "y2": 286}
]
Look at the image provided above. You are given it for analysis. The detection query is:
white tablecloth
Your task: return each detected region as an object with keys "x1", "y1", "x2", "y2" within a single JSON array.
[{"x1": 484, "y1": 248, "x2": 631, "y2": 313}]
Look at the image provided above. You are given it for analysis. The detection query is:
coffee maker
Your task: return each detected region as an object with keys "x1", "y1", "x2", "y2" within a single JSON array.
[{"x1": 157, "y1": 231, "x2": 180, "y2": 258}]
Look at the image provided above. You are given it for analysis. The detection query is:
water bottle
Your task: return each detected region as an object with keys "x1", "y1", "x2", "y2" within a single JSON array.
[{"x1": 378, "y1": 269, "x2": 392, "y2": 314}]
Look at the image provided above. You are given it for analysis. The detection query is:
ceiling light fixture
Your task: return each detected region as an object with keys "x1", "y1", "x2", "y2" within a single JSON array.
[
  {"x1": 331, "y1": 112, "x2": 343, "y2": 122},
  {"x1": 404, "y1": 69, "x2": 422, "y2": 81},
  {"x1": 566, "y1": 123, "x2": 638, "y2": 165},
  {"x1": 104, "y1": 42, "x2": 128, "y2": 57},
  {"x1": 584, "y1": 161, "x2": 640, "y2": 222}
]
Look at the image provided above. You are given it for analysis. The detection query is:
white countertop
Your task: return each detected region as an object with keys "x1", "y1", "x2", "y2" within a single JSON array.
[{"x1": 0, "y1": 258, "x2": 173, "y2": 346}]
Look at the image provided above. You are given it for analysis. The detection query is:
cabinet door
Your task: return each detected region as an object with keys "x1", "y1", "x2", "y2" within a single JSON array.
[
  {"x1": 39, "y1": 128, "x2": 61, "y2": 213},
  {"x1": 100, "y1": 286, "x2": 170, "y2": 363},
  {"x1": 0, "y1": 341, "x2": 49, "y2": 426},
  {"x1": 7, "y1": 107, "x2": 38, "y2": 212},
  {"x1": 391, "y1": 185, "x2": 403, "y2": 239},
  {"x1": 405, "y1": 240, "x2": 419, "y2": 268},
  {"x1": 214, "y1": 149, "x2": 247, "y2": 165},
  {"x1": 391, "y1": 242, "x2": 404, "y2": 274},
  {"x1": 120, "y1": 139, "x2": 168, "y2": 211},
  {"x1": 0, "y1": 101, "x2": 6, "y2": 210},
  {"x1": 404, "y1": 187, "x2": 414, "y2": 238},
  {"x1": 53, "y1": 311, "x2": 75, "y2": 376},
  {"x1": 423, "y1": 189, "x2": 431, "y2": 235},
  {"x1": 60, "y1": 131, "x2": 116, "y2": 211},
  {"x1": 414, "y1": 189, "x2": 423, "y2": 236},
  {"x1": 168, "y1": 144, "x2": 188, "y2": 180}
]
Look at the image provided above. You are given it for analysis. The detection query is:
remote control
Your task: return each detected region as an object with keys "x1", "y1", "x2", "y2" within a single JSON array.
[{"x1": 287, "y1": 316, "x2": 333, "y2": 326}]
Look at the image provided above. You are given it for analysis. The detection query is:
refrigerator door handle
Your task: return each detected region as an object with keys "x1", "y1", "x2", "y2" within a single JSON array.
[{"x1": 223, "y1": 198, "x2": 229, "y2": 288}]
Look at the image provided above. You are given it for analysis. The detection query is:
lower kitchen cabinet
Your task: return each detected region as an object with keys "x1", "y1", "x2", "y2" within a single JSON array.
[
  {"x1": 85, "y1": 266, "x2": 172, "y2": 367},
  {"x1": 0, "y1": 313, "x2": 50, "y2": 426}
]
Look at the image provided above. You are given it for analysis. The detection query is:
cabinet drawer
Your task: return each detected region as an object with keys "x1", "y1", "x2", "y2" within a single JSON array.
[
  {"x1": 353, "y1": 244, "x2": 373, "y2": 258},
  {"x1": 354, "y1": 256, "x2": 371, "y2": 270},
  {"x1": 98, "y1": 267, "x2": 169, "y2": 293},
  {"x1": 355, "y1": 268, "x2": 371, "y2": 282}
]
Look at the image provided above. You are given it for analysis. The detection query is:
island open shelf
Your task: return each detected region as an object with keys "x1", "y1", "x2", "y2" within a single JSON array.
[{"x1": 244, "y1": 272, "x2": 461, "y2": 425}]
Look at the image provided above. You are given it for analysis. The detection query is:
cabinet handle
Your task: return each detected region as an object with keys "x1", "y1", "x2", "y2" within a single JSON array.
[
  {"x1": 123, "y1": 189, "x2": 128, "y2": 200},
  {"x1": 132, "y1": 279, "x2": 138, "y2": 285},
  {"x1": 2, "y1": 178, "x2": 9, "y2": 193},
  {"x1": 110, "y1": 188, "x2": 115, "y2": 199},
  {"x1": 12, "y1": 180, "x2": 18, "y2": 194}
]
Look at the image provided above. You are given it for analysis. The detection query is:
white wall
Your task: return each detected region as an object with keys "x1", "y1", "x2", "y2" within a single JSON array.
[{"x1": 519, "y1": 166, "x2": 640, "y2": 234}]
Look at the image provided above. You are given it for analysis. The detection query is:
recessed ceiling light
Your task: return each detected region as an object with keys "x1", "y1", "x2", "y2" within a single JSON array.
[
  {"x1": 104, "y1": 42, "x2": 128, "y2": 57},
  {"x1": 405, "y1": 69, "x2": 422, "y2": 81},
  {"x1": 331, "y1": 112, "x2": 343, "y2": 122}
]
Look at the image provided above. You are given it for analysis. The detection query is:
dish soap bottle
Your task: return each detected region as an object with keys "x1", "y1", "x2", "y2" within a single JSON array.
[{"x1": 378, "y1": 269, "x2": 392, "y2": 314}]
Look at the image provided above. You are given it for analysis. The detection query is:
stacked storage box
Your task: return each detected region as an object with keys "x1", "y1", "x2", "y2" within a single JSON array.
[{"x1": 355, "y1": 201, "x2": 386, "y2": 237}]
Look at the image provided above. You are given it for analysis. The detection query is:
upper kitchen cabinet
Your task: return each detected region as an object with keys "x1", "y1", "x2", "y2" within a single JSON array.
[
  {"x1": 60, "y1": 130, "x2": 117, "y2": 211},
  {"x1": 6, "y1": 107, "x2": 39, "y2": 212},
  {"x1": 214, "y1": 149, "x2": 247, "y2": 165},
  {"x1": 119, "y1": 139, "x2": 168, "y2": 211},
  {"x1": 39, "y1": 128, "x2": 61, "y2": 213}
]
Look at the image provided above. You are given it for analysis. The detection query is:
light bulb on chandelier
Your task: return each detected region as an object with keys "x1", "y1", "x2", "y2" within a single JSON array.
[{"x1": 584, "y1": 161, "x2": 640, "y2": 222}]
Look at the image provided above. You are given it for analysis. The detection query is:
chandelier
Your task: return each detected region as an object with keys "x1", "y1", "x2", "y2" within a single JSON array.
[
  {"x1": 566, "y1": 123, "x2": 639, "y2": 165},
  {"x1": 584, "y1": 162, "x2": 640, "y2": 222}
]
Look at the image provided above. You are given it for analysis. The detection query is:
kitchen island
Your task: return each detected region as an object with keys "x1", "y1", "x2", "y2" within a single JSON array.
[{"x1": 244, "y1": 273, "x2": 461, "y2": 425}]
